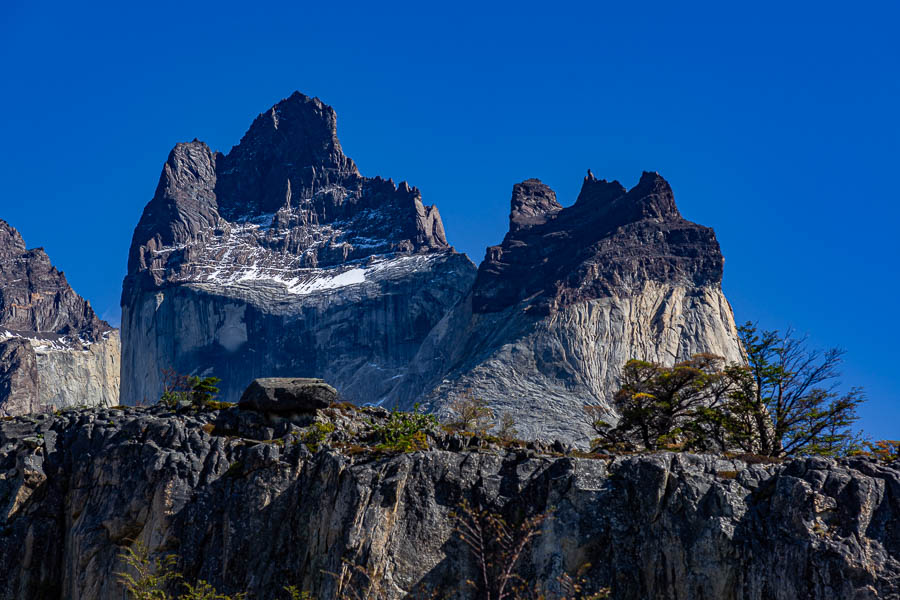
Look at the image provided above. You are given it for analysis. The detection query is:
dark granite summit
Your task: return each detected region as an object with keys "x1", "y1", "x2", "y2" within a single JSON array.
[
  {"x1": 0, "y1": 220, "x2": 112, "y2": 340},
  {"x1": 120, "y1": 92, "x2": 476, "y2": 406},
  {"x1": 0, "y1": 220, "x2": 118, "y2": 415},
  {"x1": 124, "y1": 92, "x2": 450, "y2": 299},
  {"x1": 472, "y1": 171, "x2": 724, "y2": 315}
]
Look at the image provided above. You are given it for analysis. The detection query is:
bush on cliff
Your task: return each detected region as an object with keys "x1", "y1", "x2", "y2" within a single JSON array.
[
  {"x1": 587, "y1": 354, "x2": 738, "y2": 453},
  {"x1": 159, "y1": 369, "x2": 222, "y2": 410},
  {"x1": 118, "y1": 543, "x2": 247, "y2": 600},
  {"x1": 373, "y1": 403, "x2": 438, "y2": 452},
  {"x1": 590, "y1": 323, "x2": 865, "y2": 458},
  {"x1": 729, "y1": 322, "x2": 864, "y2": 457},
  {"x1": 854, "y1": 439, "x2": 900, "y2": 463},
  {"x1": 445, "y1": 393, "x2": 495, "y2": 434}
]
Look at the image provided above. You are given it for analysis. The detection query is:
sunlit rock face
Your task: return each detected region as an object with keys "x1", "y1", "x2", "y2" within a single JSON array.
[
  {"x1": 385, "y1": 173, "x2": 743, "y2": 444},
  {"x1": 0, "y1": 220, "x2": 119, "y2": 416},
  {"x1": 121, "y1": 92, "x2": 476, "y2": 405}
]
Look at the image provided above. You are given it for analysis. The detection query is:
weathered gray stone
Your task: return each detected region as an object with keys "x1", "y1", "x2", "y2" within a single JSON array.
[
  {"x1": 0, "y1": 339, "x2": 39, "y2": 416},
  {"x1": 238, "y1": 377, "x2": 337, "y2": 413},
  {"x1": 0, "y1": 406, "x2": 897, "y2": 600}
]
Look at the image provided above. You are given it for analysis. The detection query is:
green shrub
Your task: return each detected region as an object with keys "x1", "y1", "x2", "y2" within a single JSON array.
[
  {"x1": 373, "y1": 404, "x2": 438, "y2": 453},
  {"x1": 116, "y1": 542, "x2": 180, "y2": 600},
  {"x1": 283, "y1": 586, "x2": 314, "y2": 600},
  {"x1": 117, "y1": 542, "x2": 251, "y2": 599},
  {"x1": 303, "y1": 422, "x2": 336, "y2": 452},
  {"x1": 188, "y1": 376, "x2": 221, "y2": 409},
  {"x1": 179, "y1": 581, "x2": 245, "y2": 600},
  {"x1": 158, "y1": 369, "x2": 221, "y2": 410}
]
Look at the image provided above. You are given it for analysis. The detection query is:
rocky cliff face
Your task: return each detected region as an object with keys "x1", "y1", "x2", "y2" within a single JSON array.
[
  {"x1": 0, "y1": 220, "x2": 119, "y2": 416},
  {"x1": 121, "y1": 92, "x2": 476, "y2": 405},
  {"x1": 0, "y1": 406, "x2": 897, "y2": 599},
  {"x1": 386, "y1": 172, "x2": 743, "y2": 443}
]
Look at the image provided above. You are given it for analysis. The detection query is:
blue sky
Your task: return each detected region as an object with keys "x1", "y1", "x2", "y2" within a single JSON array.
[{"x1": 1, "y1": 1, "x2": 897, "y2": 437}]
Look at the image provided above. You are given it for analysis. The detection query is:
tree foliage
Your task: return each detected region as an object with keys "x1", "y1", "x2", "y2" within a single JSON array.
[
  {"x1": 372, "y1": 403, "x2": 438, "y2": 452},
  {"x1": 589, "y1": 323, "x2": 865, "y2": 458},
  {"x1": 159, "y1": 369, "x2": 221, "y2": 410},
  {"x1": 588, "y1": 354, "x2": 736, "y2": 453},
  {"x1": 446, "y1": 393, "x2": 495, "y2": 434},
  {"x1": 854, "y1": 440, "x2": 900, "y2": 464},
  {"x1": 117, "y1": 543, "x2": 181, "y2": 600},
  {"x1": 731, "y1": 322, "x2": 864, "y2": 457}
]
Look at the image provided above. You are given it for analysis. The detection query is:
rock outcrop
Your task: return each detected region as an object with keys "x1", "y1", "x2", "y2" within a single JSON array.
[
  {"x1": 238, "y1": 377, "x2": 337, "y2": 413},
  {"x1": 0, "y1": 405, "x2": 897, "y2": 600},
  {"x1": 0, "y1": 220, "x2": 119, "y2": 416},
  {"x1": 121, "y1": 92, "x2": 476, "y2": 406},
  {"x1": 385, "y1": 172, "x2": 743, "y2": 443}
]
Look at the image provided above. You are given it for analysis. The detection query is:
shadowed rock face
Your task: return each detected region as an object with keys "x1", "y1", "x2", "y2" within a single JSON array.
[
  {"x1": 473, "y1": 171, "x2": 724, "y2": 316},
  {"x1": 0, "y1": 221, "x2": 112, "y2": 341},
  {"x1": 0, "y1": 407, "x2": 897, "y2": 600},
  {"x1": 385, "y1": 172, "x2": 742, "y2": 443},
  {"x1": 0, "y1": 220, "x2": 119, "y2": 416},
  {"x1": 121, "y1": 92, "x2": 476, "y2": 406},
  {"x1": 0, "y1": 339, "x2": 38, "y2": 415}
]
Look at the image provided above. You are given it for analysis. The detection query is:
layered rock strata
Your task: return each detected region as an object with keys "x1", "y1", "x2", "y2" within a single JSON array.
[
  {"x1": 121, "y1": 92, "x2": 476, "y2": 406},
  {"x1": 0, "y1": 406, "x2": 897, "y2": 600},
  {"x1": 386, "y1": 172, "x2": 743, "y2": 443},
  {"x1": 0, "y1": 220, "x2": 119, "y2": 415}
]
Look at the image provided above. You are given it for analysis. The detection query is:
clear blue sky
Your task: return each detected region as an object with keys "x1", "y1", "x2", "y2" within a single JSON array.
[{"x1": 2, "y1": 1, "x2": 897, "y2": 438}]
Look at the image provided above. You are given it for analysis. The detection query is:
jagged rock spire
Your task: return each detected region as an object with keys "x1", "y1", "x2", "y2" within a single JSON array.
[{"x1": 474, "y1": 171, "x2": 721, "y2": 314}]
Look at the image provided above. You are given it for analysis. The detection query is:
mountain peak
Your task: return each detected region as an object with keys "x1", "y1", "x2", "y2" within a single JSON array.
[
  {"x1": 574, "y1": 172, "x2": 627, "y2": 208},
  {"x1": 216, "y1": 93, "x2": 360, "y2": 220},
  {"x1": 125, "y1": 93, "x2": 453, "y2": 299},
  {"x1": 0, "y1": 220, "x2": 26, "y2": 256},
  {"x1": 509, "y1": 179, "x2": 561, "y2": 233},
  {"x1": 0, "y1": 219, "x2": 112, "y2": 339},
  {"x1": 473, "y1": 171, "x2": 722, "y2": 314}
]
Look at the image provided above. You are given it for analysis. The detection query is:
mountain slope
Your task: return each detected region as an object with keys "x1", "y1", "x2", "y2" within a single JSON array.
[{"x1": 0, "y1": 220, "x2": 119, "y2": 415}]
